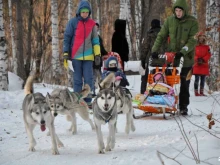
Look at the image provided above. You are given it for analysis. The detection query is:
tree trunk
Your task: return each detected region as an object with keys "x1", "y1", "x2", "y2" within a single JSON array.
[
  {"x1": 206, "y1": 0, "x2": 220, "y2": 91},
  {"x1": 0, "y1": 0, "x2": 8, "y2": 91},
  {"x1": 100, "y1": 0, "x2": 120, "y2": 52},
  {"x1": 197, "y1": 0, "x2": 206, "y2": 31},
  {"x1": 68, "y1": 0, "x2": 73, "y2": 20},
  {"x1": 191, "y1": 0, "x2": 197, "y2": 18},
  {"x1": 25, "y1": 0, "x2": 33, "y2": 79},
  {"x1": 8, "y1": 0, "x2": 17, "y2": 74},
  {"x1": 51, "y1": 0, "x2": 61, "y2": 84},
  {"x1": 16, "y1": 0, "x2": 26, "y2": 81}
]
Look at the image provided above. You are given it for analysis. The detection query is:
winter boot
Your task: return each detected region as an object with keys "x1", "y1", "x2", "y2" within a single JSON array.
[
  {"x1": 200, "y1": 88, "x2": 206, "y2": 96},
  {"x1": 194, "y1": 89, "x2": 201, "y2": 96}
]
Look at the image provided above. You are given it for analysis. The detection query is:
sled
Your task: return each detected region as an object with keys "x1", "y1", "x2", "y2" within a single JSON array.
[{"x1": 133, "y1": 52, "x2": 182, "y2": 119}]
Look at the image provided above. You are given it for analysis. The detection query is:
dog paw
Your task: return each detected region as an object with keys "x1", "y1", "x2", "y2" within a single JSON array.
[
  {"x1": 98, "y1": 149, "x2": 105, "y2": 154},
  {"x1": 52, "y1": 149, "x2": 60, "y2": 155},
  {"x1": 29, "y1": 147, "x2": 36, "y2": 152},
  {"x1": 71, "y1": 131, "x2": 77, "y2": 135},
  {"x1": 105, "y1": 146, "x2": 111, "y2": 152}
]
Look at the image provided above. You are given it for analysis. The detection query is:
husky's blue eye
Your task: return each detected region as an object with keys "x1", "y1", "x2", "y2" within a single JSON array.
[{"x1": 101, "y1": 96, "x2": 104, "y2": 99}]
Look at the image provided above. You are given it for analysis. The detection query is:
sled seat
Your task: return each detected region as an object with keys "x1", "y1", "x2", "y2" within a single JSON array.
[{"x1": 148, "y1": 66, "x2": 180, "y2": 87}]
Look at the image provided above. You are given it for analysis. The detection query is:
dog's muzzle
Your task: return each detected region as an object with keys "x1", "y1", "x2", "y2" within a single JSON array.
[
  {"x1": 104, "y1": 104, "x2": 109, "y2": 111},
  {"x1": 53, "y1": 112, "x2": 58, "y2": 117}
]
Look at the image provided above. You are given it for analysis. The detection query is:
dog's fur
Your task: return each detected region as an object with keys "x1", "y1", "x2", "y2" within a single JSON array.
[
  {"x1": 22, "y1": 76, "x2": 63, "y2": 155},
  {"x1": 115, "y1": 85, "x2": 135, "y2": 134},
  {"x1": 93, "y1": 73, "x2": 118, "y2": 154},
  {"x1": 100, "y1": 73, "x2": 135, "y2": 134},
  {"x1": 46, "y1": 84, "x2": 95, "y2": 134}
]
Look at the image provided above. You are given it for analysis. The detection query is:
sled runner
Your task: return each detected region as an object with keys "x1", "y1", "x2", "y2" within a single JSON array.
[{"x1": 133, "y1": 52, "x2": 182, "y2": 119}]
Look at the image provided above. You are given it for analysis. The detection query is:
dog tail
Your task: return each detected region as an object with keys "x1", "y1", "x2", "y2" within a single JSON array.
[
  {"x1": 99, "y1": 72, "x2": 115, "y2": 89},
  {"x1": 80, "y1": 84, "x2": 91, "y2": 98},
  {"x1": 24, "y1": 76, "x2": 34, "y2": 95}
]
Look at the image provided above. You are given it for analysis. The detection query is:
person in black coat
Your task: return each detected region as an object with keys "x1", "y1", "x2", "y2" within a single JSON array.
[{"x1": 111, "y1": 19, "x2": 129, "y2": 71}]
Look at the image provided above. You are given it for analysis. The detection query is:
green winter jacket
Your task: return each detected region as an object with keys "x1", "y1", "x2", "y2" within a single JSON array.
[{"x1": 152, "y1": 0, "x2": 198, "y2": 67}]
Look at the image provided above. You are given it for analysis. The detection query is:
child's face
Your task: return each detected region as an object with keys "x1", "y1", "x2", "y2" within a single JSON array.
[
  {"x1": 198, "y1": 36, "x2": 205, "y2": 44},
  {"x1": 109, "y1": 63, "x2": 117, "y2": 68}
]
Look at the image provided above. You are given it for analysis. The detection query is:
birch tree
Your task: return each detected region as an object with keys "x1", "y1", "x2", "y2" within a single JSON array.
[
  {"x1": 206, "y1": 0, "x2": 220, "y2": 91},
  {"x1": 191, "y1": 0, "x2": 197, "y2": 18},
  {"x1": 51, "y1": 0, "x2": 61, "y2": 84},
  {"x1": 0, "y1": 0, "x2": 8, "y2": 91},
  {"x1": 8, "y1": 0, "x2": 17, "y2": 74},
  {"x1": 68, "y1": 0, "x2": 73, "y2": 20}
]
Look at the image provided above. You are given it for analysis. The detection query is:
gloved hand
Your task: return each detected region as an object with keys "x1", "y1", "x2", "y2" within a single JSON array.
[
  {"x1": 141, "y1": 60, "x2": 146, "y2": 69},
  {"x1": 151, "y1": 52, "x2": 158, "y2": 59},
  {"x1": 175, "y1": 52, "x2": 183, "y2": 59},
  {"x1": 94, "y1": 55, "x2": 101, "y2": 67},
  {"x1": 63, "y1": 52, "x2": 69, "y2": 69},
  {"x1": 197, "y1": 58, "x2": 205, "y2": 65}
]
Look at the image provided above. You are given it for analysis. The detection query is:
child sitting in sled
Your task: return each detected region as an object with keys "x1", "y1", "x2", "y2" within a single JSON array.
[
  {"x1": 102, "y1": 56, "x2": 129, "y2": 87},
  {"x1": 143, "y1": 72, "x2": 175, "y2": 107}
]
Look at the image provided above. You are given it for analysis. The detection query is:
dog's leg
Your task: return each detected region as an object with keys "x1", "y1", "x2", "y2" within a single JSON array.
[
  {"x1": 110, "y1": 123, "x2": 116, "y2": 149},
  {"x1": 95, "y1": 122, "x2": 105, "y2": 154},
  {"x1": 130, "y1": 109, "x2": 136, "y2": 132},
  {"x1": 55, "y1": 134, "x2": 64, "y2": 148},
  {"x1": 25, "y1": 123, "x2": 37, "y2": 152},
  {"x1": 125, "y1": 113, "x2": 131, "y2": 134},
  {"x1": 69, "y1": 112, "x2": 77, "y2": 134},
  {"x1": 47, "y1": 122, "x2": 59, "y2": 155},
  {"x1": 105, "y1": 123, "x2": 116, "y2": 151}
]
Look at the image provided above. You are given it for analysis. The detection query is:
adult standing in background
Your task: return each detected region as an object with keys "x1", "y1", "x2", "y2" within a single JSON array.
[
  {"x1": 140, "y1": 19, "x2": 166, "y2": 94},
  {"x1": 112, "y1": 19, "x2": 129, "y2": 71},
  {"x1": 193, "y1": 32, "x2": 211, "y2": 96},
  {"x1": 63, "y1": 0, "x2": 101, "y2": 107},
  {"x1": 151, "y1": 0, "x2": 198, "y2": 115}
]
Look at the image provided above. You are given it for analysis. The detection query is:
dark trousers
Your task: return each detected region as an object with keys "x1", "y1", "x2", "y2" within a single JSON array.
[
  {"x1": 194, "y1": 75, "x2": 206, "y2": 90},
  {"x1": 179, "y1": 67, "x2": 192, "y2": 109},
  {"x1": 140, "y1": 67, "x2": 149, "y2": 94}
]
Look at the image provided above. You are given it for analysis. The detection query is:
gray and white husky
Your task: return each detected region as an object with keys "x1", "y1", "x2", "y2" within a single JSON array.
[
  {"x1": 93, "y1": 73, "x2": 118, "y2": 154},
  {"x1": 46, "y1": 84, "x2": 95, "y2": 135},
  {"x1": 100, "y1": 73, "x2": 135, "y2": 134},
  {"x1": 22, "y1": 76, "x2": 63, "y2": 155}
]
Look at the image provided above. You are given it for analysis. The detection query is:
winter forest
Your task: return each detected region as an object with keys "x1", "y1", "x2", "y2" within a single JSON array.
[{"x1": 0, "y1": 0, "x2": 219, "y2": 91}]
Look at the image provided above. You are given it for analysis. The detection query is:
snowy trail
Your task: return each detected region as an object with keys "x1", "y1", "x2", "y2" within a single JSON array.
[{"x1": 0, "y1": 75, "x2": 220, "y2": 165}]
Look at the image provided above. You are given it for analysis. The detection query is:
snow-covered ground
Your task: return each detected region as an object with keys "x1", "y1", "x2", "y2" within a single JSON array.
[{"x1": 0, "y1": 72, "x2": 220, "y2": 165}]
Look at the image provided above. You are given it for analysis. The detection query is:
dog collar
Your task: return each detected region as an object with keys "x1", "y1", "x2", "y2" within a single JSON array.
[{"x1": 97, "y1": 110, "x2": 113, "y2": 123}]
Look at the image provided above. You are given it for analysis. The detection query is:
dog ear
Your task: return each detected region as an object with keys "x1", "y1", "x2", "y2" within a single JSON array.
[
  {"x1": 98, "y1": 83, "x2": 103, "y2": 91},
  {"x1": 45, "y1": 93, "x2": 51, "y2": 105}
]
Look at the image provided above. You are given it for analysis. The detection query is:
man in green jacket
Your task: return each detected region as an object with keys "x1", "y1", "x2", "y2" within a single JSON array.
[{"x1": 151, "y1": 0, "x2": 198, "y2": 115}]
